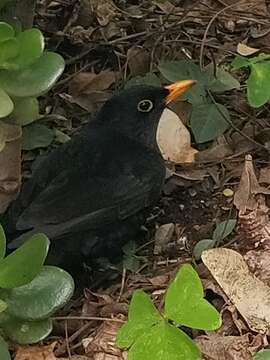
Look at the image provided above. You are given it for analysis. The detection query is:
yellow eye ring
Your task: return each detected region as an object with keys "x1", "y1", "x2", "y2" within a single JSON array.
[{"x1": 137, "y1": 99, "x2": 153, "y2": 113}]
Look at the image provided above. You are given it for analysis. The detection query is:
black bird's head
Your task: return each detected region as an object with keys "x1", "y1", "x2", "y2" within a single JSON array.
[{"x1": 97, "y1": 80, "x2": 196, "y2": 149}]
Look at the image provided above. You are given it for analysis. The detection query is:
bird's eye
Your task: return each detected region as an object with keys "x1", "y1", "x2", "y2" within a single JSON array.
[{"x1": 137, "y1": 99, "x2": 153, "y2": 113}]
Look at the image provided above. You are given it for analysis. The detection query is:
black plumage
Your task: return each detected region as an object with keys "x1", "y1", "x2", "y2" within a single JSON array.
[{"x1": 6, "y1": 81, "x2": 194, "y2": 275}]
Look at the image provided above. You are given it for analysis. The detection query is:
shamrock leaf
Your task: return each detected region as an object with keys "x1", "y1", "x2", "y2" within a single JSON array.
[
  {"x1": 165, "y1": 264, "x2": 221, "y2": 330},
  {"x1": 253, "y1": 350, "x2": 270, "y2": 360},
  {"x1": 116, "y1": 290, "x2": 162, "y2": 348},
  {"x1": 129, "y1": 320, "x2": 200, "y2": 360},
  {"x1": 247, "y1": 62, "x2": 270, "y2": 108}
]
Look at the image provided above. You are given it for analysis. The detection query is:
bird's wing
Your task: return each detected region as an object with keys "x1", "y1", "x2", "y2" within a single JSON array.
[{"x1": 10, "y1": 128, "x2": 165, "y2": 238}]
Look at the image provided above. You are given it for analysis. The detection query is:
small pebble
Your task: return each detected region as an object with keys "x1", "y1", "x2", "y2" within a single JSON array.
[{"x1": 223, "y1": 188, "x2": 234, "y2": 197}]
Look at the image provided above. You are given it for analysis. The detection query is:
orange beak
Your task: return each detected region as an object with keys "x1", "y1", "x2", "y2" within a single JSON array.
[{"x1": 165, "y1": 80, "x2": 196, "y2": 104}]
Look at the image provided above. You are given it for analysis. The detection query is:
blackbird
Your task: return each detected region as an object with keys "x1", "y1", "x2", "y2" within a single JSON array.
[{"x1": 7, "y1": 80, "x2": 195, "y2": 274}]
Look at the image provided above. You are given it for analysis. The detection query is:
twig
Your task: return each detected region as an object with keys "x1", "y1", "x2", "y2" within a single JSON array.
[
  {"x1": 207, "y1": 90, "x2": 268, "y2": 151},
  {"x1": 55, "y1": 322, "x2": 93, "y2": 356},
  {"x1": 53, "y1": 316, "x2": 124, "y2": 323},
  {"x1": 64, "y1": 320, "x2": 72, "y2": 359},
  {"x1": 199, "y1": 0, "x2": 247, "y2": 69},
  {"x1": 118, "y1": 267, "x2": 127, "y2": 302},
  {"x1": 109, "y1": 31, "x2": 148, "y2": 45}
]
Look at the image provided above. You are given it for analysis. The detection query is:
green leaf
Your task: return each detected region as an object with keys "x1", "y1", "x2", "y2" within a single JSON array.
[
  {"x1": 247, "y1": 62, "x2": 270, "y2": 108},
  {"x1": 0, "y1": 308, "x2": 12, "y2": 325},
  {"x1": 231, "y1": 54, "x2": 270, "y2": 71},
  {"x1": 0, "y1": 233, "x2": 49, "y2": 288},
  {"x1": 11, "y1": 97, "x2": 39, "y2": 125},
  {"x1": 3, "y1": 318, "x2": 52, "y2": 344},
  {"x1": 249, "y1": 53, "x2": 270, "y2": 65},
  {"x1": 22, "y1": 123, "x2": 54, "y2": 150},
  {"x1": 0, "y1": 38, "x2": 19, "y2": 66},
  {"x1": 193, "y1": 239, "x2": 214, "y2": 260},
  {"x1": 158, "y1": 60, "x2": 204, "y2": 83},
  {"x1": 123, "y1": 254, "x2": 141, "y2": 272},
  {"x1": 191, "y1": 103, "x2": 230, "y2": 143},
  {"x1": 116, "y1": 290, "x2": 162, "y2": 348},
  {"x1": 9, "y1": 28, "x2": 44, "y2": 69},
  {"x1": 212, "y1": 219, "x2": 237, "y2": 241},
  {"x1": 181, "y1": 84, "x2": 207, "y2": 105},
  {"x1": 253, "y1": 350, "x2": 270, "y2": 359},
  {"x1": 0, "y1": 299, "x2": 8, "y2": 313},
  {"x1": 129, "y1": 320, "x2": 200, "y2": 360},
  {"x1": 165, "y1": 264, "x2": 221, "y2": 330},
  {"x1": 0, "y1": 224, "x2": 6, "y2": 259},
  {"x1": 0, "y1": 52, "x2": 65, "y2": 97},
  {"x1": 0, "y1": 22, "x2": 14, "y2": 42},
  {"x1": 206, "y1": 66, "x2": 240, "y2": 92},
  {"x1": 125, "y1": 73, "x2": 162, "y2": 88},
  {"x1": 54, "y1": 129, "x2": 70, "y2": 143},
  {"x1": 0, "y1": 335, "x2": 11, "y2": 360},
  {"x1": 0, "y1": 0, "x2": 14, "y2": 10},
  {"x1": 231, "y1": 55, "x2": 250, "y2": 70},
  {"x1": 1, "y1": 266, "x2": 74, "y2": 321},
  {"x1": 122, "y1": 241, "x2": 143, "y2": 272},
  {"x1": 122, "y1": 241, "x2": 137, "y2": 255},
  {"x1": 0, "y1": 88, "x2": 13, "y2": 118},
  {"x1": 158, "y1": 60, "x2": 207, "y2": 105}
]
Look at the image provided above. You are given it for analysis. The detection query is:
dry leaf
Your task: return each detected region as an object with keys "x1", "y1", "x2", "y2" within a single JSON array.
[
  {"x1": 196, "y1": 333, "x2": 263, "y2": 360},
  {"x1": 0, "y1": 124, "x2": 22, "y2": 214},
  {"x1": 14, "y1": 343, "x2": 57, "y2": 360},
  {"x1": 250, "y1": 29, "x2": 270, "y2": 50},
  {"x1": 153, "y1": 1, "x2": 176, "y2": 13},
  {"x1": 218, "y1": 306, "x2": 246, "y2": 336},
  {"x1": 0, "y1": 121, "x2": 22, "y2": 152},
  {"x1": 68, "y1": 71, "x2": 117, "y2": 113},
  {"x1": 157, "y1": 108, "x2": 198, "y2": 163},
  {"x1": 59, "y1": 357, "x2": 89, "y2": 360},
  {"x1": 244, "y1": 248, "x2": 270, "y2": 287},
  {"x1": 168, "y1": 99, "x2": 192, "y2": 126},
  {"x1": 221, "y1": 0, "x2": 267, "y2": 15},
  {"x1": 69, "y1": 71, "x2": 116, "y2": 96},
  {"x1": 234, "y1": 155, "x2": 270, "y2": 213},
  {"x1": 64, "y1": 91, "x2": 111, "y2": 113},
  {"x1": 127, "y1": 46, "x2": 150, "y2": 77},
  {"x1": 202, "y1": 248, "x2": 270, "y2": 334},
  {"x1": 148, "y1": 274, "x2": 169, "y2": 287},
  {"x1": 196, "y1": 143, "x2": 233, "y2": 162},
  {"x1": 234, "y1": 155, "x2": 270, "y2": 248},
  {"x1": 237, "y1": 43, "x2": 260, "y2": 56},
  {"x1": 84, "y1": 320, "x2": 127, "y2": 360},
  {"x1": 89, "y1": 0, "x2": 119, "y2": 26},
  {"x1": 259, "y1": 167, "x2": 270, "y2": 185},
  {"x1": 154, "y1": 223, "x2": 175, "y2": 255}
]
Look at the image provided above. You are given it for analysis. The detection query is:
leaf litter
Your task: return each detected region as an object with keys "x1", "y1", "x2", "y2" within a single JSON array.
[{"x1": 7, "y1": 0, "x2": 270, "y2": 358}]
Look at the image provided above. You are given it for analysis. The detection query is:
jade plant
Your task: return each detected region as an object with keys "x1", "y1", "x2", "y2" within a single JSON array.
[
  {"x1": 0, "y1": 225, "x2": 74, "y2": 359},
  {"x1": 0, "y1": 20, "x2": 65, "y2": 149},
  {"x1": 116, "y1": 264, "x2": 221, "y2": 360}
]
